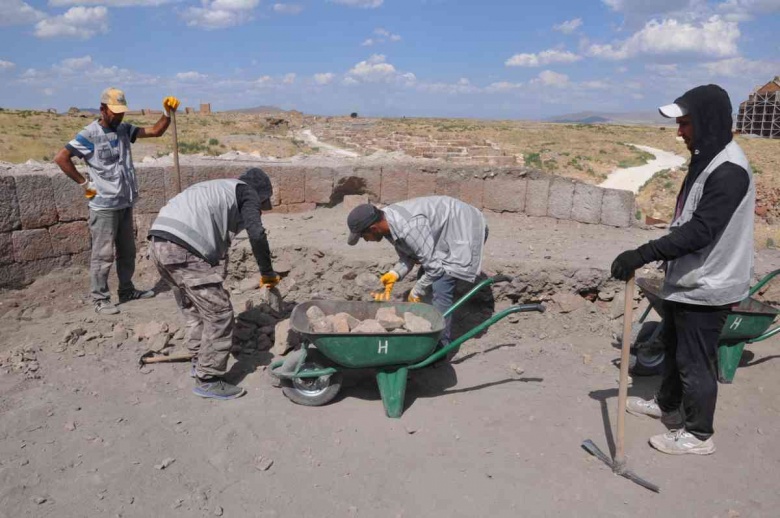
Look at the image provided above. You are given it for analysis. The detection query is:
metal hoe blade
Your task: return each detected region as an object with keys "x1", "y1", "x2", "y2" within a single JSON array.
[{"x1": 582, "y1": 439, "x2": 661, "y2": 493}]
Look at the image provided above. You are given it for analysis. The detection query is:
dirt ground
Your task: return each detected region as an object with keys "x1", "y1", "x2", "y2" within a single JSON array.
[{"x1": 1, "y1": 206, "x2": 780, "y2": 517}]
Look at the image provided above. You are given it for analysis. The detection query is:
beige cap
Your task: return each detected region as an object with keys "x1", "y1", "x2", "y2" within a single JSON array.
[{"x1": 100, "y1": 87, "x2": 129, "y2": 113}]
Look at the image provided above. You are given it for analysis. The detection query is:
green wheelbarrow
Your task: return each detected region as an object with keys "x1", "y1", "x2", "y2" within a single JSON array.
[
  {"x1": 269, "y1": 275, "x2": 545, "y2": 417},
  {"x1": 631, "y1": 269, "x2": 780, "y2": 383}
]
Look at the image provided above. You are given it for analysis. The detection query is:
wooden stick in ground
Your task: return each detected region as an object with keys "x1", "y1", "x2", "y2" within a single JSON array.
[
  {"x1": 614, "y1": 274, "x2": 636, "y2": 472},
  {"x1": 170, "y1": 109, "x2": 181, "y2": 197}
]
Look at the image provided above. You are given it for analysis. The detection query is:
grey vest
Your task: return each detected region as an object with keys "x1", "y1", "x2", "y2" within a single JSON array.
[
  {"x1": 662, "y1": 141, "x2": 755, "y2": 305},
  {"x1": 150, "y1": 179, "x2": 244, "y2": 264},
  {"x1": 386, "y1": 196, "x2": 486, "y2": 282}
]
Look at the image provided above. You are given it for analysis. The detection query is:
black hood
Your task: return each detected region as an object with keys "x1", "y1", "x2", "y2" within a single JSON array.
[
  {"x1": 674, "y1": 84, "x2": 733, "y2": 179},
  {"x1": 239, "y1": 168, "x2": 273, "y2": 202}
]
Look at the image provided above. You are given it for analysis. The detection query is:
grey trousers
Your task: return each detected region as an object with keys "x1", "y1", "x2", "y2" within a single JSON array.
[{"x1": 89, "y1": 208, "x2": 137, "y2": 302}]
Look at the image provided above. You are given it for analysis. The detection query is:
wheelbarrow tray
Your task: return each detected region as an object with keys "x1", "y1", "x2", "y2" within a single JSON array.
[
  {"x1": 636, "y1": 278, "x2": 779, "y2": 342},
  {"x1": 290, "y1": 300, "x2": 445, "y2": 369}
]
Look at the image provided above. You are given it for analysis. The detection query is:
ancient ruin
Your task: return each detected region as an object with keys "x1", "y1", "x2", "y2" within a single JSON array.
[{"x1": 736, "y1": 76, "x2": 780, "y2": 139}]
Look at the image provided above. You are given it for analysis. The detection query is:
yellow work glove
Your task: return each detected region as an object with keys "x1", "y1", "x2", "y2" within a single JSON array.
[
  {"x1": 260, "y1": 274, "x2": 281, "y2": 289},
  {"x1": 373, "y1": 271, "x2": 399, "y2": 301},
  {"x1": 79, "y1": 179, "x2": 96, "y2": 199},
  {"x1": 407, "y1": 293, "x2": 422, "y2": 303},
  {"x1": 162, "y1": 96, "x2": 180, "y2": 116}
]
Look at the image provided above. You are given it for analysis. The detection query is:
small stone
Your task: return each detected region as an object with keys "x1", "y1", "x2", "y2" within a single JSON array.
[
  {"x1": 238, "y1": 278, "x2": 258, "y2": 293},
  {"x1": 404, "y1": 425, "x2": 417, "y2": 435},
  {"x1": 351, "y1": 319, "x2": 387, "y2": 334},
  {"x1": 147, "y1": 333, "x2": 171, "y2": 353},
  {"x1": 256, "y1": 456, "x2": 274, "y2": 471},
  {"x1": 376, "y1": 307, "x2": 405, "y2": 331},
  {"x1": 33, "y1": 496, "x2": 47, "y2": 505},
  {"x1": 154, "y1": 457, "x2": 175, "y2": 470},
  {"x1": 582, "y1": 353, "x2": 592, "y2": 365},
  {"x1": 20, "y1": 459, "x2": 29, "y2": 466},
  {"x1": 172, "y1": 499, "x2": 184, "y2": 509},
  {"x1": 135, "y1": 321, "x2": 169, "y2": 340},
  {"x1": 214, "y1": 505, "x2": 224, "y2": 516},
  {"x1": 403, "y1": 313, "x2": 432, "y2": 333},
  {"x1": 65, "y1": 420, "x2": 76, "y2": 431},
  {"x1": 306, "y1": 306, "x2": 333, "y2": 333},
  {"x1": 509, "y1": 363, "x2": 524, "y2": 375}
]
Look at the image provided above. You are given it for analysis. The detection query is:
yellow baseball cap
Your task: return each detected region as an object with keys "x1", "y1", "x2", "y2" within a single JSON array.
[{"x1": 100, "y1": 87, "x2": 129, "y2": 113}]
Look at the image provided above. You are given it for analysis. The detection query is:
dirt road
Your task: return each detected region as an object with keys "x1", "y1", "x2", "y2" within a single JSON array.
[
  {"x1": 599, "y1": 144, "x2": 686, "y2": 194},
  {"x1": 1, "y1": 207, "x2": 779, "y2": 517}
]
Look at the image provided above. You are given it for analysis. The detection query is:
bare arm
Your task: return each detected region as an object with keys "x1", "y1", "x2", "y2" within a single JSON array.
[
  {"x1": 54, "y1": 147, "x2": 88, "y2": 185},
  {"x1": 136, "y1": 114, "x2": 171, "y2": 139}
]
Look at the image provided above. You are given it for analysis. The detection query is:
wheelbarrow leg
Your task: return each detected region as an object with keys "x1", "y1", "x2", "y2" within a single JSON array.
[
  {"x1": 376, "y1": 367, "x2": 408, "y2": 418},
  {"x1": 717, "y1": 341, "x2": 745, "y2": 384}
]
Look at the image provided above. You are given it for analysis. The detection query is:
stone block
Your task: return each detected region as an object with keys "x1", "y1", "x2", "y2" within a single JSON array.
[
  {"x1": 600, "y1": 188, "x2": 635, "y2": 228},
  {"x1": 343, "y1": 194, "x2": 369, "y2": 210},
  {"x1": 525, "y1": 178, "x2": 550, "y2": 217},
  {"x1": 279, "y1": 168, "x2": 305, "y2": 204},
  {"x1": 0, "y1": 233, "x2": 13, "y2": 265},
  {"x1": 21, "y1": 256, "x2": 69, "y2": 284},
  {"x1": 51, "y1": 173, "x2": 88, "y2": 222},
  {"x1": 14, "y1": 174, "x2": 58, "y2": 229},
  {"x1": 458, "y1": 178, "x2": 484, "y2": 209},
  {"x1": 483, "y1": 178, "x2": 526, "y2": 213},
  {"x1": 269, "y1": 204, "x2": 289, "y2": 214},
  {"x1": 134, "y1": 167, "x2": 167, "y2": 213},
  {"x1": 0, "y1": 263, "x2": 24, "y2": 288},
  {"x1": 305, "y1": 168, "x2": 334, "y2": 204},
  {"x1": 547, "y1": 178, "x2": 575, "y2": 220},
  {"x1": 0, "y1": 176, "x2": 21, "y2": 232},
  {"x1": 49, "y1": 221, "x2": 90, "y2": 255},
  {"x1": 571, "y1": 183, "x2": 604, "y2": 224},
  {"x1": 287, "y1": 203, "x2": 316, "y2": 213},
  {"x1": 380, "y1": 167, "x2": 409, "y2": 204},
  {"x1": 12, "y1": 229, "x2": 55, "y2": 262},
  {"x1": 435, "y1": 175, "x2": 461, "y2": 198},
  {"x1": 407, "y1": 171, "x2": 437, "y2": 199}
]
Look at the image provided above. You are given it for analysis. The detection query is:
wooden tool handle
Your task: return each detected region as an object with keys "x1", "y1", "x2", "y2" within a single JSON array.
[
  {"x1": 615, "y1": 275, "x2": 635, "y2": 468},
  {"x1": 170, "y1": 110, "x2": 181, "y2": 197},
  {"x1": 141, "y1": 352, "x2": 193, "y2": 364}
]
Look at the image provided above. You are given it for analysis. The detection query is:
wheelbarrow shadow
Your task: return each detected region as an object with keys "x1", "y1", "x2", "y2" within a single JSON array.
[{"x1": 588, "y1": 375, "x2": 658, "y2": 458}]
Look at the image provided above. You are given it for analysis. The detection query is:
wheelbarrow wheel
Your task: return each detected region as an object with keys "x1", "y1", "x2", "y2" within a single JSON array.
[
  {"x1": 629, "y1": 321, "x2": 665, "y2": 377},
  {"x1": 281, "y1": 353, "x2": 342, "y2": 407}
]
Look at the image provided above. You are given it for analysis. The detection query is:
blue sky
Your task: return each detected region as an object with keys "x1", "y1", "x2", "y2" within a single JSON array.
[{"x1": 1, "y1": 0, "x2": 779, "y2": 118}]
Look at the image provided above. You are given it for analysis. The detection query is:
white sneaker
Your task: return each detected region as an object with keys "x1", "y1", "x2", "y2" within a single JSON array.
[
  {"x1": 626, "y1": 396, "x2": 683, "y2": 428},
  {"x1": 649, "y1": 429, "x2": 716, "y2": 455}
]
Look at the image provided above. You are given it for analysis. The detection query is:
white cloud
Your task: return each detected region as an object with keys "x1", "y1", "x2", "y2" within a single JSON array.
[
  {"x1": 699, "y1": 57, "x2": 779, "y2": 77},
  {"x1": 283, "y1": 72, "x2": 296, "y2": 84},
  {"x1": 272, "y1": 2, "x2": 302, "y2": 14},
  {"x1": 581, "y1": 80, "x2": 610, "y2": 89},
  {"x1": 485, "y1": 81, "x2": 524, "y2": 93},
  {"x1": 361, "y1": 38, "x2": 375, "y2": 46},
  {"x1": 176, "y1": 71, "x2": 207, "y2": 80},
  {"x1": 586, "y1": 16, "x2": 740, "y2": 60},
  {"x1": 331, "y1": 0, "x2": 382, "y2": 7},
  {"x1": 43, "y1": 88, "x2": 55, "y2": 96},
  {"x1": 0, "y1": 60, "x2": 16, "y2": 71},
  {"x1": 531, "y1": 70, "x2": 570, "y2": 87},
  {"x1": 362, "y1": 27, "x2": 401, "y2": 46},
  {"x1": 347, "y1": 54, "x2": 397, "y2": 82},
  {"x1": 645, "y1": 63, "x2": 678, "y2": 75},
  {"x1": 181, "y1": 0, "x2": 259, "y2": 29},
  {"x1": 505, "y1": 49, "x2": 581, "y2": 67},
  {"x1": 0, "y1": 0, "x2": 46, "y2": 26},
  {"x1": 553, "y1": 18, "x2": 582, "y2": 34},
  {"x1": 35, "y1": 7, "x2": 109, "y2": 39},
  {"x1": 718, "y1": 0, "x2": 780, "y2": 19},
  {"x1": 342, "y1": 76, "x2": 359, "y2": 86},
  {"x1": 60, "y1": 55, "x2": 94, "y2": 70},
  {"x1": 601, "y1": 0, "x2": 698, "y2": 18},
  {"x1": 418, "y1": 78, "x2": 480, "y2": 95},
  {"x1": 49, "y1": 0, "x2": 174, "y2": 6},
  {"x1": 18, "y1": 56, "x2": 159, "y2": 89},
  {"x1": 314, "y1": 72, "x2": 335, "y2": 85}
]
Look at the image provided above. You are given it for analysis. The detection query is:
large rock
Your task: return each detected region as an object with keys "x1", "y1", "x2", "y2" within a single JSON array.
[
  {"x1": 327, "y1": 312, "x2": 357, "y2": 333},
  {"x1": 551, "y1": 292, "x2": 585, "y2": 314},
  {"x1": 306, "y1": 306, "x2": 333, "y2": 333},
  {"x1": 272, "y1": 319, "x2": 300, "y2": 356},
  {"x1": 12, "y1": 229, "x2": 55, "y2": 262},
  {"x1": 351, "y1": 319, "x2": 387, "y2": 334},
  {"x1": 376, "y1": 307, "x2": 405, "y2": 330},
  {"x1": 0, "y1": 176, "x2": 21, "y2": 232},
  {"x1": 403, "y1": 312, "x2": 432, "y2": 333},
  {"x1": 355, "y1": 273, "x2": 381, "y2": 291},
  {"x1": 14, "y1": 174, "x2": 58, "y2": 229},
  {"x1": 239, "y1": 307, "x2": 278, "y2": 328}
]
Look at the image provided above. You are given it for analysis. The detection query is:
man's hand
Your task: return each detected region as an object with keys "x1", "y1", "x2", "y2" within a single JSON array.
[
  {"x1": 163, "y1": 96, "x2": 180, "y2": 116},
  {"x1": 79, "y1": 179, "x2": 96, "y2": 199},
  {"x1": 260, "y1": 273, "x2": 281, "y2": 289},
  {"x1": 611, "y1": 249, "x2": 645, "y2": 281},
  {"x1": 407, "y1": 293, "x2": 422, "y2": 303},
  {"x1": 373, "y1": 271, "x2": 399, "y2": 301}
]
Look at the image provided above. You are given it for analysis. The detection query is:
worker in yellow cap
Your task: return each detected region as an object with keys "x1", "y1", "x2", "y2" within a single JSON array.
[{"x1": 54, "y1": 87, "x2": 181, "y2": 315}]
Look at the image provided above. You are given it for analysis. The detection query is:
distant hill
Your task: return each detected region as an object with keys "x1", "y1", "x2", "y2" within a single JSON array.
[
  {"x1": 545, "y1": 110, "x2": 673, "y2": 125},
  {"x1": 223, "y1": 105, "x2": 285, "y2": 114}
]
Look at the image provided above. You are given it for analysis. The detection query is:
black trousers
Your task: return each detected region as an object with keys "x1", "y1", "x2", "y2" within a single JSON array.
[{"x1": 656, "y1": 300, "x2": 730, "y2": 441}]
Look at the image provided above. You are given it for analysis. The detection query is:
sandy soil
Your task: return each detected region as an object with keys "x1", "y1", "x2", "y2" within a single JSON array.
[
  {"x1": 599, "y1": 145, "x2": 686, "y2": 194},
  {"x1": 1, "y1": 207, "x2": 780, "y2": 517}
]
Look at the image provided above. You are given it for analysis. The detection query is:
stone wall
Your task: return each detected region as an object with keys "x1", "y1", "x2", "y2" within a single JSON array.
[{"x1": 0, "y1": 161, "x2": 636, "y2": 288}]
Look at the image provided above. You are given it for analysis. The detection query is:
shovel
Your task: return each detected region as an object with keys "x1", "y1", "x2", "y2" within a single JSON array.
[
  {"x1": 170, "y1": 108, "x2": 182, "y2": 198},
  {"x1": 582, "y1": 275, "x2": 660, "y2": 493}
]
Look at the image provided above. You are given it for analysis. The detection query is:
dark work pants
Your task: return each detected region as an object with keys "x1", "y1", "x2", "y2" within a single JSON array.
[{"x1": 656, "y1": 300, "x2": 730, "y2": 441}]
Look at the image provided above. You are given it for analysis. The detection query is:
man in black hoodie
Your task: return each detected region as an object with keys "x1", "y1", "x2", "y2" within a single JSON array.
[
  {"x1": 148, "y1": 168, "x2": 279, "y2": 400},
  {"x1": 611, "y1": 85, "x2": 755, "y2": 455}
]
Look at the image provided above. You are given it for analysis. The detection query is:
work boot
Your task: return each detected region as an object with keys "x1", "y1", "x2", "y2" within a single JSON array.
[
  {"x1": 118, "y1": 288, "x2": 155, "y2": 304},
  {"x1": 649, "y1": 429, "x2": 716, "y2": 455},
  {"x1": 193, "y1": 377, "x2": 246, "y2": 400},
  {"x1": 626, "y1": 396, "x2": 683, "y2": 428},
  {"x1": 94, "y1": 299, "x2": 120, "y2": 315}
]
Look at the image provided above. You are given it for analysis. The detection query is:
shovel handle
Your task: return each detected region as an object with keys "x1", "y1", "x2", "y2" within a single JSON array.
[
  {"x1": 615, "y1": 275, "x2": 635, "y2": 466},
  {"x1": 170, "y1": 110, "x2": 181, "y2": 197}
]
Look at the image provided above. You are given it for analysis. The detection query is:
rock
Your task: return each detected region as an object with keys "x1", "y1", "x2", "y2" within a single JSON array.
[
  {"x1": 351, "y1": 319, "x2": 386, "y2": 334},
  {"x1": 173, "y1": 328, "x2": 186, "y2": 341},
  {"x1": 30, "y1": 306, "x2": 53, "y2": 320},
  {"x1": 64, "y1": 420, "x2": 76, "y2": 431},
  {"x1": 147, "y1": 333, "x2": 171, "y2": 353},
  {"x1": 597, "y1": 289, "x2": 615, "y2": 302},
  {"x1": 610, "y1": 292, "x2": 626, "y2": 319},
  {"x1": 551, "y1": 292, "x2": 585, "y2": 314},
  {"x1": 327, "y1": 314, "x2": 351, "y2": 333},
  {"x1": 306, "y1": 306, "x2": 333, "y2": 333},
  {"x1": 403, "y1": 312, "x2": 432, "y2": 333},
  {"x1": 582, "y1": 353, "x2": 592, "y2": 365},
  {"x1": 375, "y1": 307, "x2": 405, "y2": 330},
  {"x1": 113, "y1": 323, "x2": 129, "y2": 343},
  {"x1": 154, "y1": 457, "x2": 175, "y2": 470},
  {"x1": 33, "y1": 496, "x2": 47, "y2": 505},
  {"x1": 62, "y1": 326, "x2": 86, "y2": 345},
  {"x1": 273, "y1": 262, "x2": 292, "y2": 274},
  {"x1": 509, "y1": 363, "x2": 524, "y2": 375},
  {"x1": 272, "y1": 319, "x2": 300, "y2": 356},
  {"x1": 255, "y1": 456, "x2": 274, "y2": 471},
  {"x1": 237, "y1": 278, "x2": 258, "y2": 293},
  {"x1": 135, "y1": 321, "x2": 168, "y2": 340},
  {"x1": 259, "y1": 287, "x2": 285, "y2": 314},
  {"x1": 355, "y1": 273, "x2": 380, "y2": 291},
  {"x1": 232, "y1": 323, "x2": 255, "y2": 342},
  {"x1": 214, "y1": 506, "x2": 224, "y2": 516}
]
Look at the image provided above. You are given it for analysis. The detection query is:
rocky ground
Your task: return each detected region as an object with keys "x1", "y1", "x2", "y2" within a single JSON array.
[{"x1": 1, "y1": 206, "x2": 779, "y2": 517}]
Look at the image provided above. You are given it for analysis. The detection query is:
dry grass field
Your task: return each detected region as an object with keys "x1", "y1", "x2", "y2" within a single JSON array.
[{"x1": 1, "y1": 109, "x2": 777, "y2": 247}]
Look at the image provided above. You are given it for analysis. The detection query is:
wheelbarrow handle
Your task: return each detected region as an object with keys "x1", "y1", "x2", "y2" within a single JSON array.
[
  {"x1": 442, "y1": 274, "x2": 514, "y2": 318},
  {"x1": 410, "y1": 303, "x2": 545, "y2": 370},
  {"x1": 750, "y1": 269, "x2": 780, "y2": 297}
]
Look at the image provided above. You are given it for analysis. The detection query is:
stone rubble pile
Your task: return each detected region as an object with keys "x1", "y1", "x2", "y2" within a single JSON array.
[{"x1": 305, "y1": 306, "x2": 433, "y2": 334}]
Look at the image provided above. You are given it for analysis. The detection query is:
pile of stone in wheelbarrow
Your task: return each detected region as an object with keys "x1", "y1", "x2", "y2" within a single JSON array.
[{"x1": 306, "y1": 306, "x2": 433, "y2": 334}]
